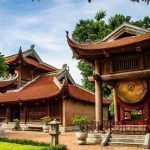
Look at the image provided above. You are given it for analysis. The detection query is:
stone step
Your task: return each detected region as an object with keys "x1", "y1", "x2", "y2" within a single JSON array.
[
  {"x1": 86, "y1": 133, "x2": 106, "y2": 144},
  {"x1": 111, "y1": 134, "x2": 145, "y2": 139},
  {"x1": 108, "y1": 141, "x2": 143, "y2": 147},
  {"x1": 1, "y1": 123, "x2": 14, "y2": 129},
  {"x1": 109, "y1": 138, "x2": 144, "y2": 143}
]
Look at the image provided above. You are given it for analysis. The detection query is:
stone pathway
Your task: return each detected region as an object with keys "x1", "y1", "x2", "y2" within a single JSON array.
[{"x1": 0, "y1": 130, "x2": 144, "y2": 150}]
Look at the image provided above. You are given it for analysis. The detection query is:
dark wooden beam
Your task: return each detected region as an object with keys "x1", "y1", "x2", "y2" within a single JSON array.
[{"x1": 101, "y1": 69, "x2": 150, "y2": 81}]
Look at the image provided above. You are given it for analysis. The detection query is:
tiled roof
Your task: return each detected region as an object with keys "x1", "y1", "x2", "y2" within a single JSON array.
[
  {"x1": 0, "y1": 74, "x2": 61, "y2": 102},
  {"x1": 68, "y1": 84, "x2": 94, "y2": 102},
  {"x1": 5, "y1": 52, "x2": 56, "y2": 72},
  {"x1": 68, "y1": 84, "x2": 111, "y2": 104},
  {"x1": 67, "y1": 33, "x2": 150, "y2": 57},
  {"x1": 24, "y1": 58, "x2": 54, "y2": 72},
  {"x1": 0, "y1": 72, "x2": 18, "y2": 91},
  {"x1": 0, "y1": 73, "x2": 111, "y2": 105}
]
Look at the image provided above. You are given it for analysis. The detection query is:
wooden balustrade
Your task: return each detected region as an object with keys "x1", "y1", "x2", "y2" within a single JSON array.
[{"x1": 88, "y1": 120, "x2": 150, "y2": 135}]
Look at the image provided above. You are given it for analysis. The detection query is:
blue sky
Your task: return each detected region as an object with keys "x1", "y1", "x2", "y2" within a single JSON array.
[{"x1": 0, "y1": 0, "x2": 149, "y2": 84}]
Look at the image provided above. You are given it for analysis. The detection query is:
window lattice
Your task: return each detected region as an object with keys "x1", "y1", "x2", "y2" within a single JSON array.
[{"x1": 113, "y1": 57, "x2": 139, "y2": 72}]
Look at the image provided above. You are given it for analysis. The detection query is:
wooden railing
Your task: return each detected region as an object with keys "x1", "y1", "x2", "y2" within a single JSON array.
[{"x1": 88, "y1": 120, "x2": 150, "y2": 135}]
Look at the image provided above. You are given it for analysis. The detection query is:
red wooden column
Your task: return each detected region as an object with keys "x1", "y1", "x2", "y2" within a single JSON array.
[
  {"x1": 95, "y1": 59, "x2": 103, "y2": 124},
  {"x1": 144, "y1": 103, "x2": 148, "y2": 121},
  {"x1": 47, "y1": 100, "x2": 50, "y2": 116},
  {"x1": 120, "y1": 107, "x2": 124, "y2": 121},
  {"x1": 24, "y1": 104, "x2": 27, "y2": 124}
]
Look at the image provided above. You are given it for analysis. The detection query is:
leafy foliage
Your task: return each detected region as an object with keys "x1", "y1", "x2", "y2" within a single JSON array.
[
  {"x1": 130, "y1": 0, "x2": 150, "y2": 4},
  {"x1": 72, "y1": 115, "x2": 88, "y2": 131},
  {"x1": 108, "y1": 14, "x2": 131, "y2": 30},
  {"x1": 13, "y1": 119, "x2": 20, "y2": 130},
  {"x1": 72, "y1": 11, "x2": 150, "y2": 98},
  {"x1": 78, "y1": 61, "x2": 94, "y2": 92},
  {"x1": 88, "y1": 0, "x2": 150, "y2": 4},
  {"x1": 41, "y1": 145, "x2": 67, "y2": 150},
  {"x1": 41, "y1": 116, "x2": 51, "y2": 125},
  {"x1": 0, "y1": 54, "x2": 8, "y2": 78}
]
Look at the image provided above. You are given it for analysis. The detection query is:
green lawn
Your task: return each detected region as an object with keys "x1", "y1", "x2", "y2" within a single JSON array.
[{"x1": 0, "y1": 142, "x2": 46, "y2": 150}]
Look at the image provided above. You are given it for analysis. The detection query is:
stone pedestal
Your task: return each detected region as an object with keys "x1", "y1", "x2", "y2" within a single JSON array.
[
  {"x1": 86, "y1": 132, "x2": 106, "y2": 144},
  {"x1": 49, "y1": 119, "x2": 60, "y2": 146}
]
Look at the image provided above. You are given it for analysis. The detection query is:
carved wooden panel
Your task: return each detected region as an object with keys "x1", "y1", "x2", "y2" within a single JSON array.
[
  {"x1": 49, "y1": 100, "x2": 61, "y2": 121},
  {"x1": 113, "y1": 56, "x2": 139, "y2": 72},
  {"x1": 20, "y1": 105, "x2": 25, "y2": 122},
  {"x1": 27, "y1": 102, "x2": 47, "y2": 122},
  {"x1": 102, "y1": 60, "x2": 111, "y2": 74},
  {"x1": 144, "y1": 54, "x2": 150, "y2": 68}
]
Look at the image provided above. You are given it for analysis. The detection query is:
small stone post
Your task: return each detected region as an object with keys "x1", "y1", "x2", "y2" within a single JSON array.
[{"x1": 49, "y1": 119, "x2": 60, "y2": 146}]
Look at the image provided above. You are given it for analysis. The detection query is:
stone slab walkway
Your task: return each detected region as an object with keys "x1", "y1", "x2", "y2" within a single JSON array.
[{"x1": 0, "y1": 130, "x2": 144, "y2": 150}]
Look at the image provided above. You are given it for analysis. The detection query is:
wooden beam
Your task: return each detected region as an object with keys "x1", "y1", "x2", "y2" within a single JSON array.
[{"x1": 101, "y1": 69, "x2": 150, "y2": 81}]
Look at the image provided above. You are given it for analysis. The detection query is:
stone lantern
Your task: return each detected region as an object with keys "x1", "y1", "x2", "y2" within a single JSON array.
[{"x1": 49, "y1": 119, "x2": 60, "y2": 146}]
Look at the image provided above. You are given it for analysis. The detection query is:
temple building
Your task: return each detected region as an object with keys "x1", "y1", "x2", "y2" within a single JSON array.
[
  {"x1": 67, "y1": 23, "x2": 150, "y2": 129},
  {"x1": 0, "y1": 46, "x2": 111, "y2": 131}
]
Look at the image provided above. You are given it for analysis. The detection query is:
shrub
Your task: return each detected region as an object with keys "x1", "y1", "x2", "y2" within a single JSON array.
[
  {"x1": 41, "y1": 144, "x2": 67, "y2": 150},
  {"x1": 71, "y1": 115, "x2": 88, "y2": 131},
  {"x1": 41, "y1": 116, "x2": 51, "y2": 125},
  {"x1": 13, "y1": 119, "x2": 20, "y2": 129},
  {"x1": 0, "y1": 138, "x2": 49, "y2": 146}
]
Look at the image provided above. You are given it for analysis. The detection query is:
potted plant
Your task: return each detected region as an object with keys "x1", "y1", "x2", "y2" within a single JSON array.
[
  {"x1": 72, "y1": 115, "x2": 88, "y2": 145},
  {"x1": 41, "y1": 116, "x2": 51, "y2": 133},
  {"x1": 13, "y1": 119, "x2": 20, "y2": 130}
]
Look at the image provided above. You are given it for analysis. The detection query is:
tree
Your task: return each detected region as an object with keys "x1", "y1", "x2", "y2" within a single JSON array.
[
  {"x1": 0, "y1": 54, "x2": 8, "y2": 78},
  {"x1": 130, "y1": 0, "x2": 150, "y2": 4},
  {"x1": 72, "y1": 10, "x2": 150, "y2": 97},
  {"x1": 88, "y1": 0, "x2": 150, "y2": 4}
]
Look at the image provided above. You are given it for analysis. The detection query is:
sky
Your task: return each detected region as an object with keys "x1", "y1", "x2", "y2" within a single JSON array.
[{"x1": 0, "y1": 0, "x2": 149, "y2": 84}]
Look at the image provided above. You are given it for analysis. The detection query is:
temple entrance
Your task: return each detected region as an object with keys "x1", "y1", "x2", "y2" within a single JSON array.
[
  {"x1": 10, "y1": 104, "x2": 20, "y2": 121},
  {"x1": 0, "y1": 105, "x2": 7, "y2": 122}
]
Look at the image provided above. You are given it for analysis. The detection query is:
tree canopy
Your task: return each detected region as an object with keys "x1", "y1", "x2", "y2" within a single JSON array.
[
  {"x1": 72, "y1": 10, "x2": 150, "y2": 97},
  {"x1": 88, "y1": 0, "x2": 150, "y2": 4},
  {"x1": 0, "y1": 54, "x2": 8, "y2": 78}
]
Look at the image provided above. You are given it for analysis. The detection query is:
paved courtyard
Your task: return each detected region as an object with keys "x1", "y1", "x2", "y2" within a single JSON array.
[{"x1": 0, "y1": 130, "x2": 144, "y2": 150}]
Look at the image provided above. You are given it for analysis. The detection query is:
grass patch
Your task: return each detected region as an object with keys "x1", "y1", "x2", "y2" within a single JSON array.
[
  {"x1": 0, "y1": 142, "x2": 45, "y2": 150},
  {"x1": 0, "y1": 138, "x2": 67, "y2": 150},
  {"x1": 0, "y1": 137, "x2": 49, "y2": 146}
]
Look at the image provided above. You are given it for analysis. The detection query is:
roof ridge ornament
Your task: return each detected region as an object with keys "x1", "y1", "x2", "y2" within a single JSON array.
[
  {"x1": 19, "y1": 46, "x2": 22, "y2": 52},
  {"x1": 66, "y1": 31, "x2": 69, "y2": 39},
  {"x1": 62, "y1": 64, "x2": 69, "y2": 71},
  {"x1": 18, "y1": 46, "x2": 23, "y2": 60},
  {"x1": 30, "y1": 44, "x2": 35, "y2": 50}
]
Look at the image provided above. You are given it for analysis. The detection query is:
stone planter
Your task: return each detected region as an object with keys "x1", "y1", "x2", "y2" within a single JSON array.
[
  {"x1": 76, "y1": 131, "x2": 88, "y2": 145},
  {"x1": 43, "y1": 125, "x2": 50, "y2": 133}
]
